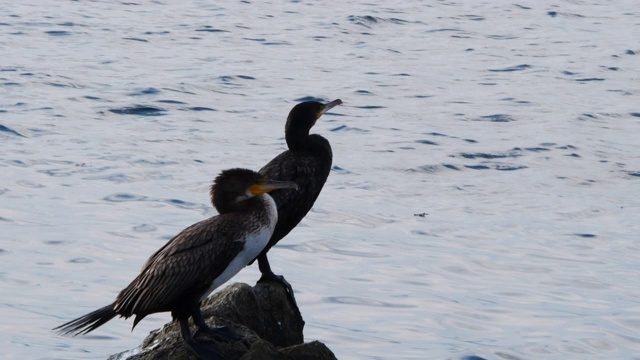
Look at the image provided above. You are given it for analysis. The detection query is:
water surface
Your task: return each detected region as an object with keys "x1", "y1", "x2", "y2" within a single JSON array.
[{"x1": 1, "y1": 1, "x2": 639, "y2": 359}]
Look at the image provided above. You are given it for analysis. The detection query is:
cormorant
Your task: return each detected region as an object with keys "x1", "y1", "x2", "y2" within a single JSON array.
[
  {"x1": 54, "y1": 168, "x2": 298, "y2": 359},
  {"x1": 252, "y1": 99, "x2": 343, "y2": 301}
]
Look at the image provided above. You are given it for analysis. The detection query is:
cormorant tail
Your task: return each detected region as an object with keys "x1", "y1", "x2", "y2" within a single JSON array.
[
  {"x1": 132, "y1": 313, "x2": 147, "y2": 331},
  {"x1": 53, "y1": 304, "x2": 117, "y2": 336}
]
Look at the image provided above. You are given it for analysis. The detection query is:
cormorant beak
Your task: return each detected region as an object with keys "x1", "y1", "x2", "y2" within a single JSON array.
[
  {"x1": 249, "y1": 180, "x2": 299, "y2": 195},
  {"x1": 318, "y1": 99, "x2": 343, "y2": 118}
]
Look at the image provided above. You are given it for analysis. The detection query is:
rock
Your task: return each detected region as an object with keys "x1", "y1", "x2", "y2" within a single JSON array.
[{"x1": 108, "y1": 282, "x2": 337, "y2": 360}]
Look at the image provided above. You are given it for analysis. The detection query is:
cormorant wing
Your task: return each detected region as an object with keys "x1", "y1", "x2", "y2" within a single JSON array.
[
  {"x1": 259, "y1": 150, "x2": 328, "y2": 242},
  {"x1": 115, "y1": 215, "x2": 246, "y2": 317}
]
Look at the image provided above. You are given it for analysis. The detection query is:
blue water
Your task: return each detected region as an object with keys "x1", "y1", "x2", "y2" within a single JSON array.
[{"x1": 2, "y1": 1, "x2": 639, "y2": 359}]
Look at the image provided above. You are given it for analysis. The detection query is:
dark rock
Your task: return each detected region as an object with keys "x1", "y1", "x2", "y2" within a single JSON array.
[
  {"x1": 281, "y1": 341, "x2": 337, "y2": 360},
  {"x1": 108, "y1": 282, "x2": 336, "y2": 360}
]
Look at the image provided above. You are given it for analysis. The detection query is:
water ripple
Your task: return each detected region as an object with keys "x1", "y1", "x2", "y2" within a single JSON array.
[
  {"x1": 133, "y1": 224, "x2": 157, "y2": 233},
  {"x1": 129, "y1": 88, "x2": 161, "y2": 96},
  {"x1": 489, "y1": 64, "x2": 532, "y2": 72},
  {"x1": 156, "y1": 99, "x2": 186, "y2": 104},
  {"x1": 474, "y1": 114, "x2": 516, "y2": 122},
  {"x1": 415, "y1": 139, "x2": 438, "y2": 145},
  {"x1": 330, "y1": 125, "x2": 368, "y2": 133},
  {"x1": 44, "y1": 30, "x2": 71, "y2": 36},
  {"x1": 161, "y1": 198, "x2": 201, "y2": 209},
  {"x1": 294, "y1": 96, "x2": 324, "y2": 102},
  {"x1": 69, "y1": 258, "x2": 92, "y2": 264},
  {"x1": 324, "y1": 296, "x2": 416, "y2": 309},
  {"x1": 576, "y1": 78, "x2": 605, "y2": 82},
  {"x1": 129, "y1": 159, "x2": 179, "y2": 167},
  {"x1": 122, "y1": 37, "x2": 148, "y2": 43},
  {"x1": 102, "y1": 193, "x2": 208, "y2": 211},
  {"x1": 457, "y1": 151, "x2": 522, "y2": 159},
  {"x1": 0, "y1": 124, "x2": 25, "y2": 137},
  {"x1": 16, "y1": 180, "x2": 44, "y2": 188},
  {"x1": 331, "y1": 165, "x2": 352, "y2": 175},
  {"x1": 188, "y1": 106, "x2": 216, "y2": 112},
  {"x1": 407, "y1": 164, "x2": 462, "y2": 173},
  {"x1": 83, "y1": 173, "x2": 136, "y2": 183},
  {"x1": 464, "y1": 164, "x2": 527, "y2": 171},
  {"x1": 108, "y1": 105, "x2": 166, "y2": 116},
  {"x1": 103, "y1": 193, "x2": 149, "y2": 202},
  {"x1": 43, "y1": 240, "x2": 71, "y2": 245},
  {"x1": 196, "y1": 26, "x2": 229, "y2": 33}
]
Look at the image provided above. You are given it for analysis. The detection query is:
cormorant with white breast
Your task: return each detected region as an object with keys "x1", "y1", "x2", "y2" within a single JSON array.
[
  {"x1": 252, "y1": 99, "x2": 343, "y2": 302},
  {"x1": 54, "y1": 168, "x2": 298, "y2": 359}
]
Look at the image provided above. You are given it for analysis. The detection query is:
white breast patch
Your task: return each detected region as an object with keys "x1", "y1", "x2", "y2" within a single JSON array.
[{"x1": 200, "y1": 194, "x2": 278, "y2": 301}]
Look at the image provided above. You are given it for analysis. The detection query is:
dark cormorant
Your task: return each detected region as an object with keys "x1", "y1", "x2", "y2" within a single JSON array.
[
  {"x1": 252, "y1": 99, "x2": 343, "y2": 299},
  {"x1": 54, "y1": 168, "x2": 298, "y2": 359}
]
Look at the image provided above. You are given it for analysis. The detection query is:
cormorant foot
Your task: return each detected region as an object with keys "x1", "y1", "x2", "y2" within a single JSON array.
[
  {"x1": 183, "y1": 337, "x2": 224, "y2": 360},
  {"x1": 258, "y1": 272, "x2": 300, "y2": 312},
  {"x1": 195, "y1": 325, "x2": 242, "y2": 342}
]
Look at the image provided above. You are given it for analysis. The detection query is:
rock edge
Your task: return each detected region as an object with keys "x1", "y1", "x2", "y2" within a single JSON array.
[{"x1": 108, "y1": 282, "x2": 337, "y2": 360}]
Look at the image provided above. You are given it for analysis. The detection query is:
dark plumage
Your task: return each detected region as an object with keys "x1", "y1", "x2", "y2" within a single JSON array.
[
  {"x1": 252, "y1": 99, "x2": 342, "y2": 298},
  {"x1": 54, "y1": 168, "x2": 297, "y2": 359}
]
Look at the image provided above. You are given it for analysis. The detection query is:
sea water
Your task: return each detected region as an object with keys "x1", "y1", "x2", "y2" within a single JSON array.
[{"x1": 1, "y1": 1, "x2": 639, "y2": 359}]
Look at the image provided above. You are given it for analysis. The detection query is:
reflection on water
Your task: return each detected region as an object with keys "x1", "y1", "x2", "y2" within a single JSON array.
[{"x1": 2, "y1": 1, "x2": 640, "y2": 359}]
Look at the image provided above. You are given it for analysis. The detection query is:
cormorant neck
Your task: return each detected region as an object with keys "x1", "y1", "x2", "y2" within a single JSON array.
[{"x1": 285, "y1": 126, "x2": 311, "y2": 150}]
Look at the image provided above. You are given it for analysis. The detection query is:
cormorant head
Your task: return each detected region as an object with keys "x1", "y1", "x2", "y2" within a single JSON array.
[
  {"x1": 285, "y1": 99, "x2": 342, "y2": 149},
  {"x1": 210, "y1": 168, "x2": 298, "y2": 213}
]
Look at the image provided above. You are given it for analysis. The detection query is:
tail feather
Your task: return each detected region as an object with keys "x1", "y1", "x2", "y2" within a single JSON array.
[{"x1": 53, "y1": 304, "x2": 118, "y2": 336}]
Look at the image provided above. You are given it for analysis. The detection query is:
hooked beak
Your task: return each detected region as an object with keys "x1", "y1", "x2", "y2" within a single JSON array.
[
  {"x1": 249, "y1": 179, "x2": 299, "y2": 195},
  {"x1": 320, "y1": 99, "x2": 343, "y2": 116}
]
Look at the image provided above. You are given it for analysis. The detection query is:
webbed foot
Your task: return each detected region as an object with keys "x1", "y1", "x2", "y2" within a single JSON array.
[
  {"x1": 257, "y1": 254, "x2": 300, "y2": 313},
  {"x1": 258, "y1": 272, "x2": 299, "y2": 312}
]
